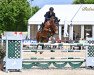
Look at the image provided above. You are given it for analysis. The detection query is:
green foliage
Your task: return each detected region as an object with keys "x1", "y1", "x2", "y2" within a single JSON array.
[
  {"x1": 0, "y1": 0, "x2": 32, "y2": 31},
  {"x1": 32, "y1": 6, "x2": 40, "y2": 16},
  {"x1": 73, "y1": 0, "x2": 94, "y2": 4},
  {"x1": 73, "y1": 0, "x2": 85, "y2": 4}
]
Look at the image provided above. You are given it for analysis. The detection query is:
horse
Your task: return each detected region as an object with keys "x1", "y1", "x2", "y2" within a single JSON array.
[{"x1": 36, "y1": 17, "x2": 58, "y2": 43}]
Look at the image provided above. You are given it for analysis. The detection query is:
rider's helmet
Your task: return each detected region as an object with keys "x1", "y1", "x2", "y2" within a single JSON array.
[{"x1": 49, "y1": 7, "x2": 54, "y2": 11}]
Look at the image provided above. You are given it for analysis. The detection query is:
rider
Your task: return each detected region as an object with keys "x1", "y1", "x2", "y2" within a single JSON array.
[
  {"x1": 40, "y1": 7, "x2": 60, "y2": 31},
  {"x1": 44, "y1": 7, "x2": 55, "y2": 22}
]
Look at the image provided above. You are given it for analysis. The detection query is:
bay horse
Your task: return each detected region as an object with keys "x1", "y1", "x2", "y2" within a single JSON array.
[{"x1": 36, "y1": 17, "x2": 58, "y2": 43}]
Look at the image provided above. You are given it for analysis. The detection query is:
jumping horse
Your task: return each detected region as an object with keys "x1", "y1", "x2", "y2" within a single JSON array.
[{"x1": 36, "y1": 17, "x2": 58, "y2": 43}]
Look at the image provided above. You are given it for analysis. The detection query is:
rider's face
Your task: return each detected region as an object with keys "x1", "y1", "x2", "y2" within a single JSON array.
[{"x1": 50, "y1": 10, "x2": 53, "y2": 12}]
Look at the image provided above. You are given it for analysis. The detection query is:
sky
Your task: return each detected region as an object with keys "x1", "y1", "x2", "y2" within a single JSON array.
[{"x1": 29, "y1": 0, "x2": 73, "y2": 7}]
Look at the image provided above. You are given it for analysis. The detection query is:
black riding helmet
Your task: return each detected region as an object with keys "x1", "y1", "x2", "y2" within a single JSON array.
[{"x1": 49, "y1": 7, "x2": 54, "y2": 11}]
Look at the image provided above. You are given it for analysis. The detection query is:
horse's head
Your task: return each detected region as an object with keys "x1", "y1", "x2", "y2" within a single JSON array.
[
  {"x1": 43, "y1": 16, "x2": 58, "y2": 35},
  {"x1": 49, "y1": 16, "x2": 60, "y2": 26},
  {"x1": 49, "y1": 17, "x2": 58, "y2": 33},
  {"x1": 49, "y1": 16, "x2": 55, "y2": 24}
]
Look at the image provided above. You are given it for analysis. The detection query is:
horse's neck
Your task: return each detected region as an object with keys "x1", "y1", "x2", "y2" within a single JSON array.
[
  {"x1": 46, "y1": 21, "x2": 50, "y2": 25},
  {"x1": 50, "y1": 20, "x2": 56, "y2": 27},
  {"x1": 44, "y1": 21, "x2": 51, "y2": 28},
  {"x1": 44, "y1": 19, "x2": 55, "y2": 29},
  {"x1": 50, "y1": 19, "x2": 54, "y2": 24},
  {"x1": 50, "y1": 21, "x2": 57, "y2": 32}
]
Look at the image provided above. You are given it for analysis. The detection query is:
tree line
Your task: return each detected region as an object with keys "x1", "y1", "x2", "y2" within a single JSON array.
[{"x1": 73, "y1": 0, "x2": 94, "y2": 4}]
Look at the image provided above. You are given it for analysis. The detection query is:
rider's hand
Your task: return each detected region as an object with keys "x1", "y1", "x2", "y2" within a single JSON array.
[{"x1": 58, "y1": 19, "x2": 60, "y2": 22}]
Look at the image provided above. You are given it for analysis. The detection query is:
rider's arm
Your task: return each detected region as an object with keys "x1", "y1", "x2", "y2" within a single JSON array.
[
  {"x1": 44, "y1": 12, "x2": 48, "y2": 18},
  {"x1": 44, "y1": 12, "x2": 51, "y2": 20},
  {"x1": 53, "y1": 12, "x2": 55, "y2": 17}
]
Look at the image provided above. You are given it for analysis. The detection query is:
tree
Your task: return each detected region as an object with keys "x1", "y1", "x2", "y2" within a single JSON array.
[
  {"x1": 0, "y1": 0, "x2": 32, "y2": 32},
  {"x1": 73, "y1": 0, "x2": 85, "y2": 4},
  {"x1": 73, "y1": 0, "x2": 94, "y2": 4},
  {"x1": 32, "y1": 6, "x2": 40, "y2": 16}
]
